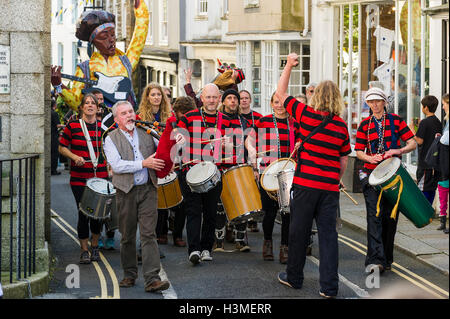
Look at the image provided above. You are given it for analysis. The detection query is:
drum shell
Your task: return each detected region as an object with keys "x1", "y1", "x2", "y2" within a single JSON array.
[
  {"x1": 79, "y1": 187, "x2": 116, "y2": 220},
  {"x1": 260, "y1": 158, "x2": 296, "y2": 202},
  {"x1": 370, "y1": 159, "x2": 434, "y2": 228},
  {"x1": 277, "y1": 169, "x2": 295, "y2": 213},
  {"x1": 186, "y1": 162, "x2": 221, "y2": 193},
  {"x1": 157, "y1": 176, "x2": 183, "y2": 209},
  {"x1": 221, "y1": 165, "x2": 263, "y2": 224}
]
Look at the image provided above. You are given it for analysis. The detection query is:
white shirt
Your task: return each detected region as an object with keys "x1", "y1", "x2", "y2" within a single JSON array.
[{"x1": 103, "y1": 128, "x2": 148, "y2": 185}]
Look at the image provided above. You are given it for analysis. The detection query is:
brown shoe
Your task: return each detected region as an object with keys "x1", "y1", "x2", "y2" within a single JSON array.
[
  {"x1": 145, "y1": 279, "x2": 170, "y2": 292},
  {"x1": 262, "y1": 240, "x2": 274, "y2": 261},
  {"x1": 174, "y1": 238, "x2": 186, "y2": 247},
  {"x1": 279, "y1": 245, "x2": 288, "y2": 264},
  {"x1": 157, "y1": 235, "x2": 168, "y2": 245},
  {"x1": 119, "y1": 277, "x2": 135, "y2": 288}
]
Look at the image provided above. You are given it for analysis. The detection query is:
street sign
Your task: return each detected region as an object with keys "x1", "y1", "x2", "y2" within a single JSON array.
[{"x1": 0, "y1": 45, "x2": 11, "y2": 94}]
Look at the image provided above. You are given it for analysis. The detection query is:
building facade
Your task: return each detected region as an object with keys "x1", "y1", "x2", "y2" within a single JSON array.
[
  {"x1": 227, "y1": 0, "x2": 310, "y2": 114},
  {"x1": 179, "y1": 0, "x2": 236, "y2": 98}
]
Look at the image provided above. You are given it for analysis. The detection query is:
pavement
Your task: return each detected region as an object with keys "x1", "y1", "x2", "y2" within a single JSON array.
[{"x1": 339, "y1": 191, "x2": 449, "y2": 276}]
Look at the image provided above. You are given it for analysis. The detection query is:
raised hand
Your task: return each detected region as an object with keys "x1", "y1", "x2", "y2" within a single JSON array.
[
  {"x1": 51, "y1": 65, "x2": 63, "y2": 87},
  {"x1": 184, "y1": 68, "x2": 193, "y2": 84},
  {"x1": 287, "y1": 53, "x2": 299, "y2": 68}
]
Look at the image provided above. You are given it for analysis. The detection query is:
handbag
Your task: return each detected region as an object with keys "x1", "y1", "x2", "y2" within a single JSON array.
[{"x1": 424, "y1": 135, "x2": 441, "y2": 170}]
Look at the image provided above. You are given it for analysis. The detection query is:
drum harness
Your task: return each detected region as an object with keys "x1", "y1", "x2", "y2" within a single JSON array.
[{"x1": 79, "y1": 118, "x2": 100, "y2": 178}]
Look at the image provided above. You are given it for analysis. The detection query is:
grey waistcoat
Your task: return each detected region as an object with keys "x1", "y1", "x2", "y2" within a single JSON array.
[{"x1": 108, "y1": 127, "x2": 157, "y2": 193}]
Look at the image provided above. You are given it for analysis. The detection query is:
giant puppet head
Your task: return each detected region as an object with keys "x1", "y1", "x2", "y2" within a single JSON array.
[
  {"x1": 75, "y1": 10, "x2": 116, "y2": 57},
  {"x1": 212, "y1": 59, "x2": 245, "y2": 91}
]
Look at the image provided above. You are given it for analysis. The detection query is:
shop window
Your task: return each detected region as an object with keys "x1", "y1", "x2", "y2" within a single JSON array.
[
  {"x1": 279, "y1": 41, "x2": 309, "y2": 97},
  {"x1": 252, "y1": 41, "x2": 261, "y2": 108}
]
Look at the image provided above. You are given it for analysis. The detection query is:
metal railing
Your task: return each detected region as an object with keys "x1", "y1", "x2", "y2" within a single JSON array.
[{"x1": 0, "y1": 154, "x2": 39, "y2": 284}]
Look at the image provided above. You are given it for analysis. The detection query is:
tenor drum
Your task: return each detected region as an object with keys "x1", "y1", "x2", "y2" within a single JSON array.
[
  {"x1": 221, "y1": 164, "x2": 263, "y2": 224},
  {"x1": 186, "y1": 161, "x2": 221, "y2": 193},
  {"x1": 157, "y1": 172, "x2": 183, "y2": 209},
  {"x1": 79, "y1": 178, "x2": 117, "y2": 220},
  {"x1": 368, "y1": 157, "x2": 434, "y2": 228},
  {"x1": 277, "y1": 169, "x2": 295, "y2": 214},
  {"x1": 260, "y1": 158, "x2": 296, "y2": 201}
]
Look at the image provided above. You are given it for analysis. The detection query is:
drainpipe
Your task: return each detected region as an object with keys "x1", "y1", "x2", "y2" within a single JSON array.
[{"x1": 303, "y1": 0, "x2": 309, "y2": 37}]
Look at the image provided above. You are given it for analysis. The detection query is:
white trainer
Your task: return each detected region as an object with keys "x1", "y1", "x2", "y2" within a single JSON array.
[
  {"x1": 200, "y1": 250, "x2": 213, "y2": 261},
  {"x1": 189, "y1": 251, "x2": 201, "y2": 265}
]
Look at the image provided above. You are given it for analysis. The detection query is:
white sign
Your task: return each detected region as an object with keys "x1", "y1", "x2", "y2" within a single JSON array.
[{"x1": 0, "y1": 45, "x2": 11, "y2": 94}]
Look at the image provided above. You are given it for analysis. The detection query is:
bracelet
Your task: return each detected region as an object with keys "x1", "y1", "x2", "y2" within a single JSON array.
[{"x1": 54, "y1": 83, "x2": 63, "y2": 94}]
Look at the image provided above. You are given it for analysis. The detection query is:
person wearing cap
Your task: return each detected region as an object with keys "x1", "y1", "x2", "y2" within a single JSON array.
[
  {"x1": 51, "y1": 0, "x2": 149, "y2": 111},
  {"x1": 355, "y1": 86, "x2": 416, "y2": 274},
  {"x1": 213, "y1": 89, "x2": 253, "y2": 253}
]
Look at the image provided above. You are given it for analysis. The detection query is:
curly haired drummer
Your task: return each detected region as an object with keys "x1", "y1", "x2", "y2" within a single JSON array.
[
  {"x1": 275, "y1": 53, "x2": 351, "y2": 298},
  {"x1": 355, "y1": 87, "x2": 416, "y2": 274}
]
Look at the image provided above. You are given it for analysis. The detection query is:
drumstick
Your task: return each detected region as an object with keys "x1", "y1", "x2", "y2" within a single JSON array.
[
  {"x1": 174, "y1": 159, "x2": 199, "y2": 169},
  {"x1": 200, "y1": 137, "x2": 226, "y2": 144},
  {"x1": 280, "y1": 148, "x2": 296, "y2": 171},
  {"x1": 340, "y1": 188, "x2": 358, "y2": 205}
]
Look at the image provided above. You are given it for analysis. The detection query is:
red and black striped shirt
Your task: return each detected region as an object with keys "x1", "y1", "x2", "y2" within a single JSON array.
[
  {"x1": 59, "y1": 119, "x2": 108, "y2": 186},
  {"x1": 241, "y1": 110, "x2": 263, "y2": 127},
  {"x1": 177, "y1": 108, "x2": 231, "y2": 172},
  {"x1": 285, "y1": 96, "x2": 351, "y2": 192},
  {"x1": 222, "y1": 111, "x2": 253, "y2": 168},
  {"x1": 250, "y1": 113, "x2": 301, "y2": 172},
  {"x1": 355, "y1": 113, "x2": 414, "y2": 171}
]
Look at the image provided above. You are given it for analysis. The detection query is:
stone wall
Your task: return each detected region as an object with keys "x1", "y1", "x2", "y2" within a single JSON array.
[{"x1": 0, "y1": 0, "x2": 51, "y2": 284}]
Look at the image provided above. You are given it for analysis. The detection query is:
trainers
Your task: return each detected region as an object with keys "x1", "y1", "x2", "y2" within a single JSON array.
[
  {"x1": 213, "y1": 239, "x2": 225, "y2": 252},
  {"x1": 90, "y1": 246, "x2": 100, "y2": 262},
  {"x1": 189, "y1": 251, "x2": 201, "y2": 265},
  {"x1": 201, "y1": 250, "x2": 213, "y2": 261},
  {"x1": 235, "y1": 241, "x2": 250, "y2": 252},
  {"x1": 79, "y1": 250, "x2": 91, "y2": 264},
  {"x1": 319, "y1": 291, "x2": 336, "y2": 299},
  {"x1": 104, "y1": 238, "x2": 115, "y2": 250}
]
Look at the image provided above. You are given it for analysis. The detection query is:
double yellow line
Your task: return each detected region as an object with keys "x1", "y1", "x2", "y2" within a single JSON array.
[
  {"x1": 337, "y1": 233, "x2": 449, "y2": 299},
  {"x1": 50, "y1": 209, "x2": 120, "y2": 299}
]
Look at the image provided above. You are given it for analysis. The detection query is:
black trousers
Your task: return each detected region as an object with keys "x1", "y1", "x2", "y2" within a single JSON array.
[
  {"x1": 71, "y1": 185, "x2": 102, "y2": 240},
  {"x1": 179, "y1": 171, "x2": 222, "y2": 255},
  {"x1": 260, "y1": 188, "x2": 289, "y2": 245},
  {"x1": 286, "y1": 187, "x2": 339, "y2": 296},
  {"x1": 362, "y1": 184, "x2": 399, "y2": 268},
  {"x1": 156, "y1": 204, "x2": 186, "y2": 240}
]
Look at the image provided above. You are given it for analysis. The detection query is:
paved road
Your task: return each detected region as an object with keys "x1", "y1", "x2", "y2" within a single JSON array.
[{"x1": 46, "y1": 171, "x2": 449, "y2": 301}]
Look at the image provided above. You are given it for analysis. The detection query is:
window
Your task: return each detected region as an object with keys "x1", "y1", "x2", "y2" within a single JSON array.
[
  {"x1": 278, "y1": 41, "x2": 308, "y2": 97},
  {"x1": 72, "y1": 42, "x2": 79, "y2": 75},
  {"x1": 198, "y1": 0, "x2": 208, "y2": 15},
  {"x1": 57, "y1": 0, "x2": 63, "y2": 24},
  {"x1": 159, "y1": 0, "x2": 168, "y2": 45},
  {"x1": 121, "y1": 0, "x2": 127, "y2": 39},
  {"x1": 263, "y1": 42, "x2": 274, "y2": 113},
  {"x1": 145, "y1": 0, "x2": 153, "y2": 44},
  {"x1": 58, "y1": 43, "x2": 64, "y2": 72},
  {"x1": 244, "y1": 0, "x2": 259, "y2": 9},
  {"x1": 252, "y1": 41, "x2": 261, "y2": 108},
  {"x1": 72, "y1": 0, "x2": 78, "y2": 24}
]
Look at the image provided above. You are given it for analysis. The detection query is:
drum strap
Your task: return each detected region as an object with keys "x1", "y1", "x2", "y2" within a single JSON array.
[
  {"x1": 79, "y1": 119, "x2": 99, "y2": 176},
  {"x1": 376, "y1": 174, "x2": 403, "y2": 220}
]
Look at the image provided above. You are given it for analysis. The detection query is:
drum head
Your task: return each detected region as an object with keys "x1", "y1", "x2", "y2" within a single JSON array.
[
  {"x1": 86, "y1": 177, "x2": 116, "y2": 195},
  {"x1": 158, "y1": 172, "x2": 177, "y2": 186},
  {"x1": 186, "y1": 161, "x2": 217, "y2": 185},
  {"x1": 261, "y1": 158, "x2": 296, "y2": 191},
  {"x1": 368, "y1": 157, "x2": 401, "y2": 186}
]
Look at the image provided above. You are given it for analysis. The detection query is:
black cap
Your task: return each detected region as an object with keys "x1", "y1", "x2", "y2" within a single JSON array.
[{"x1": 221, "y1": 89, "x2": 240, "y2": 104}]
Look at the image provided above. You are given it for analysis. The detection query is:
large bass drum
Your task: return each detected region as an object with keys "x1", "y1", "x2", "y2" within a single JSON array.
[
  {"x1": 79, "y1": 177, "x2": 117, "y2": 220},
  {"x1": 220, "y1": 164, "x2": 263, "y2": 224},
  {"x1": 186, "y1": 161, "x2": 221, "y2": 193}
]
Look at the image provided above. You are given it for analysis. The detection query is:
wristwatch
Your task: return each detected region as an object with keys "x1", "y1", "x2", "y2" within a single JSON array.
[{"x1": 54, "y1": 83, "x2": 63, "y2": 94}]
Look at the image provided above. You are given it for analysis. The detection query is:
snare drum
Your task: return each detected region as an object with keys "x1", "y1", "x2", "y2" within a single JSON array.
[
  {"x1": 221, "y1": 164, "x2": 263, "y2": 224},
  {"x1": 157, "y1": 172, "x2": 183, "y2": 209},
  {"x1": 277, "y1": 169, "x2": 295, "y2": 214},
  {"x1": 186, "y1": 161, "x2": 221, "y2": 193},
  {"x1": 260, "y1": 158, "x2": 296, "y2": 201},
  {"x1": 79, "y1": 178, "x2": 117, "y2": 220}
]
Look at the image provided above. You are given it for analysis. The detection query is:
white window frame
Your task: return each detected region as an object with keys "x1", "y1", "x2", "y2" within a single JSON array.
[
  {"x1": 145, "y1": 0, "x2": 153, "y2": 44},
  {"x1": 121, "y1": 0, "x2": 127, "y2": 40},
  {"x1": 159, "y1": 0, "x2": 168, "y2": 45}
]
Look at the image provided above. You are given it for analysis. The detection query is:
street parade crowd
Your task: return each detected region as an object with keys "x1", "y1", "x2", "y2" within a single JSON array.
[{"x1": 49, "y1": 0, "x2": 449, "y2": 298}]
